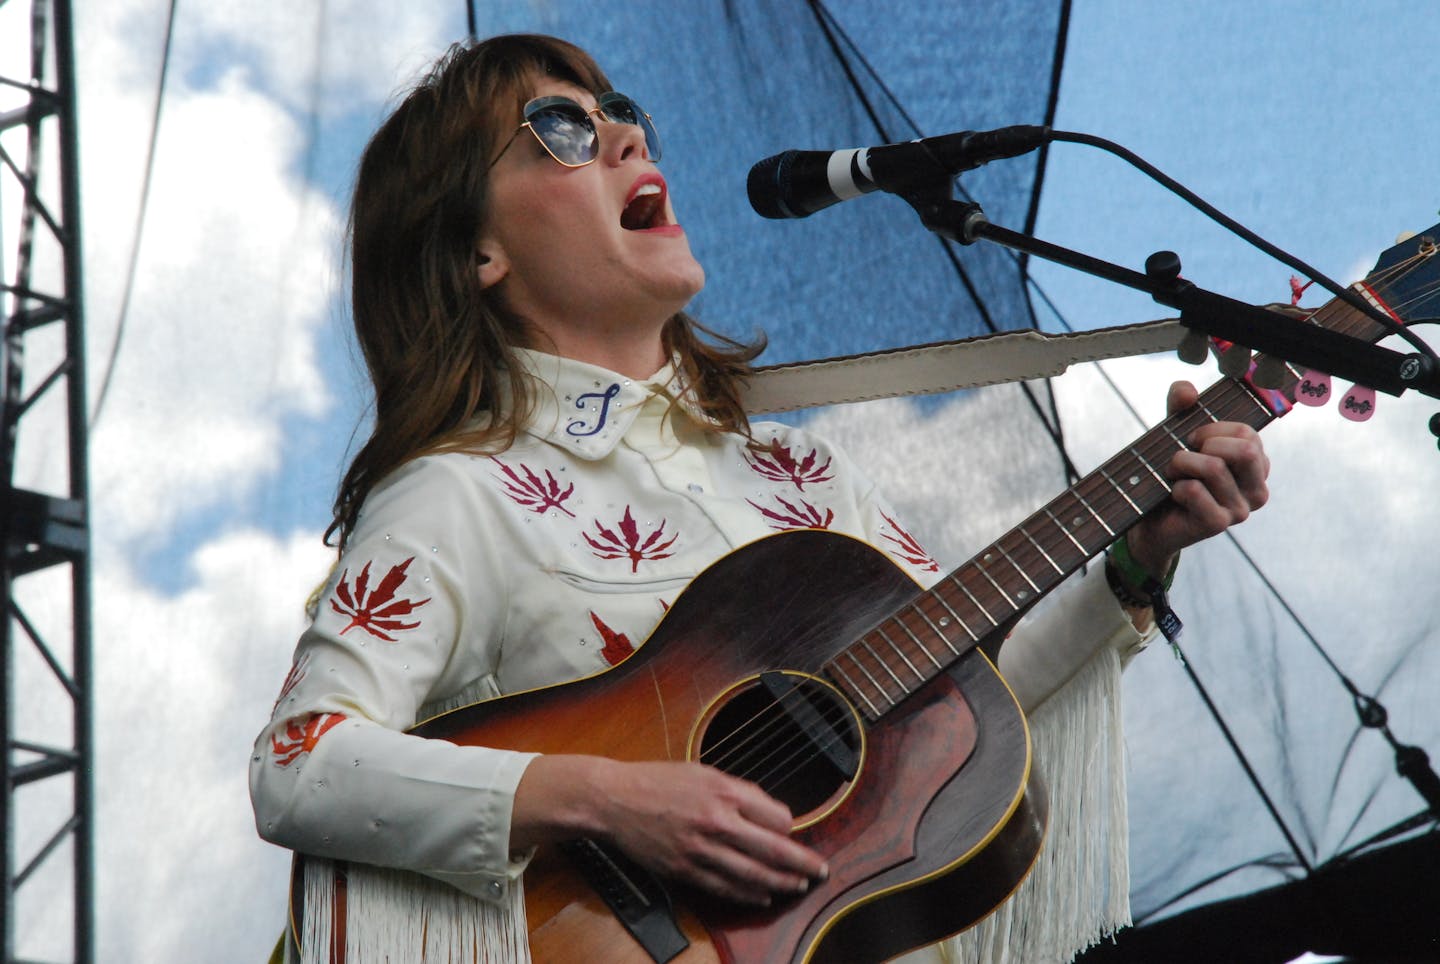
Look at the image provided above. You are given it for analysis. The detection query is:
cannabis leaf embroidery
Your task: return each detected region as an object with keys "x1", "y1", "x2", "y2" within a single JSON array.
[
  {"x1": 329, "y1": 557, "x2": 431, "y2": 641},
  {"x1": 583, "y1": 506, "x2": 678, "y2": 572},
  {"x1": 491, "y1": 457, "x2": 576, "y2": 517},
  {"x1": 880, "y1": 510, "x2": 940, "y2": 572},
  {"x1": 589, "y1": 611, "x2": 636, "y2": 665},
  {"x1": 745, "y1": 440, "x2": 834, "y2": 490},
  {"x1": 271, "y1": 713, "x2": 346, "y2": 767},
  {"x1": 748, "y1": 496, "x2": 835, "y2": 531},
  {"x1": 271, "y1": 653, "x2": 312, "y2": 714}
]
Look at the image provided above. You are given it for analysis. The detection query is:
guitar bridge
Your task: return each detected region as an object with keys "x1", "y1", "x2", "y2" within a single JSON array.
[{"x1": 558, "y1": 838, "x2": 690, "y2": 963}]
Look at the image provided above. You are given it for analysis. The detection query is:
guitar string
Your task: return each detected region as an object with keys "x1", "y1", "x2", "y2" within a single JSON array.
[{"x1": 697, "y1": 682, "x2": 853, "y2": 784}]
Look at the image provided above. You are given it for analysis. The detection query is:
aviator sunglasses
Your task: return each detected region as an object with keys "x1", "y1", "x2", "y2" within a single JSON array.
[{"x1": 488, "y1": 91, "x2": 662, "y2": 170}]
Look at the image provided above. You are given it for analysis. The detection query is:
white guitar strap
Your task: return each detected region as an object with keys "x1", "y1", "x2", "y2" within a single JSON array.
[{"x1": 741, "y1": 318, "x2": 1186, "y2": 414}]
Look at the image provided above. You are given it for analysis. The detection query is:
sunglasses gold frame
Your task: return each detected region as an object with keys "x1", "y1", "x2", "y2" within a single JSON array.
[{"x1": 486, "y1": 92, "x2": 660, "y2": 171}]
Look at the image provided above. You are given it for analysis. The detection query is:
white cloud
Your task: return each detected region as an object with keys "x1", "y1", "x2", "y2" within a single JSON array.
[
  {"x1": 79, "y1": 64, "x2": 341, "y2": 544},
  {"x1": 176, "y1": 2, "x2": 459, "y2": 116},
  {"x1": 91, "y1": 528, "x2": 336, "y2": 962}
]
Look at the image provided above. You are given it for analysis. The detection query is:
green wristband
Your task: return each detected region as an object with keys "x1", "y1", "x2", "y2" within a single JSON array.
[{"x1": 1108, "y1": 535, "x2": 1179, "y2": 591}]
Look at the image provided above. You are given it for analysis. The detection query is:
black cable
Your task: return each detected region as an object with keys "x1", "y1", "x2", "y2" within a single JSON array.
[
  {"x1": 89, "y1": 0, "x2": 178, "y2": 429},
  {"x1": 805, "y1": 0, "x2": 1082, "y2": 483},
  {"x1": 466, "y1": 0, "x2": 477, "y2": 41},
  {"x1": 1048, "y1": 129, "x2": 1438, "y2": 365}
]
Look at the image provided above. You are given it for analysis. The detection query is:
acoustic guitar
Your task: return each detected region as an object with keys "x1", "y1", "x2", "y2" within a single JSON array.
[{"x1": 293, "y1": 224, "x2": 1440, "y2": 962}]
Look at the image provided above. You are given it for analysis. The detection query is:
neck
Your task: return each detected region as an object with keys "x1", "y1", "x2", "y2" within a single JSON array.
[{"x1": 527, "y1": 315, "x2": 671, "y2": 381}]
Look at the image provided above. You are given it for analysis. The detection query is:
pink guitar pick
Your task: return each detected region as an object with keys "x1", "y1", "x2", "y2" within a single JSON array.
[
  {"x1": 1294, "y1": 370, "x2": 1331, "y2": 407},
  {"x1": 1339, "y1": 384, "x2": 1376, "y2": 422}
]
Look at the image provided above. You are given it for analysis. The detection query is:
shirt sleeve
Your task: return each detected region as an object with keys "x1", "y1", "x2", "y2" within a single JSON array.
[{"x1": 249, "y1": 456, "x2": 538, "y2": 904}]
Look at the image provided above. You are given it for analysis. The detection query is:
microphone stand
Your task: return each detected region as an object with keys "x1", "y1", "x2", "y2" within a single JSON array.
[{"x1": 905, "y1": 193, "x2": 1440, "y2": 402}]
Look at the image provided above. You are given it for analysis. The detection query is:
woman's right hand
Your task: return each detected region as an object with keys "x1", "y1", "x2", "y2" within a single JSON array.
[{"x1": 512, "y1": 755, "x2": 828, "y2": 906}]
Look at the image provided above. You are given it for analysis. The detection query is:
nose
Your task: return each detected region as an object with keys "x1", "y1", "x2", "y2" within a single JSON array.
[{"x1": 598, "y1": 114, "x2": 650, "y2": 165}]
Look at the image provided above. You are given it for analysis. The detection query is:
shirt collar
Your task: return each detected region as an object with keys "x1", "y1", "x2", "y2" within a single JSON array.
[{"x1": 513, "y1": 348, "x2": 698, "y2": 459}]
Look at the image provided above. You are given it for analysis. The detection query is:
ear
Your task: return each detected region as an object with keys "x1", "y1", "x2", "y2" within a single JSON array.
[{"x1": 476, "y1": 243, "x2": 510, "y2": 289}]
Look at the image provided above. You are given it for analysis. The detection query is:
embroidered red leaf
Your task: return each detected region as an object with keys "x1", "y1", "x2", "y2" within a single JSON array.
[
  {"x1": 491, "y1": 457, "x2": 576, "y2": 517},
  {"x1": 270, "y1": 712, "x2": 346, "y2": 767},
  {"x1": 328, "y1": 557, "x2": 431, "y2": 642},
  {"x1": 880, "y1": 510, "x2": 940, "y2": 572},
  {"x1": 745, "y1": 440, "x2": 835, "y2": 491},
  {"x1": 584, "y1": 506, "x2": 678, "y2": 572},
  {"x1": 590, "y1": 611, "x2": 636, "y2": 665},
  {"x1": 748, "y1": 496, "x2": 835, "y2": 531},
  {"x1": 271, "y1": 653, "x2": 311, "y2": 714}
]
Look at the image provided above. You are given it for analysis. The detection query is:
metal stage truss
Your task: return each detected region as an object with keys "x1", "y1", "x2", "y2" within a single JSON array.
[{"x1": 1, "y1": 0, "x2": 93, "y2": 961}]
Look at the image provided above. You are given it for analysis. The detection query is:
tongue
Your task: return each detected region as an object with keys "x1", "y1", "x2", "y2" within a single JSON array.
[{"x1": 621, "y1": 193, "x2": 662, "y2": 230}]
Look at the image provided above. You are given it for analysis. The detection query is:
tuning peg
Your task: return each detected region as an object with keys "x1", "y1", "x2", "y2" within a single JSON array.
[
  {"x1": 1294, "y1": 370, "x2": 1332, "y2": 406},
  {"x1": 1339, "y1": 384, "x2": 1376, "y2": 422},
  {"x1": 1251, "y1": 355, "x2": 1290, "y2": 389},
  {"x1": 1177, "y1": 327, "x2": 1210, "y2": 365}
]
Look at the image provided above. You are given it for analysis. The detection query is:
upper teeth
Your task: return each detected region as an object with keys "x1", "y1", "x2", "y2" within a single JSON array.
[{"x1": 634, "y1": 184, "x2": 661, "y2": 198}]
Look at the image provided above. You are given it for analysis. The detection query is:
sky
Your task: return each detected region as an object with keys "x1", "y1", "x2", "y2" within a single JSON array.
[{"x1": 3, "y1": 1, "x2": 1438, "y2": 961}]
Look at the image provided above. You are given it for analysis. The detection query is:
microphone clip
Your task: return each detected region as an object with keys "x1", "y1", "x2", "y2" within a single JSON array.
[{"x1": 903, "y1": 187, "x2": 991, "y2": 246}]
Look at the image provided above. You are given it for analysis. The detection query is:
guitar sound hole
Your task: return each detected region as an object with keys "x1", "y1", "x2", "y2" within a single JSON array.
[{"x1": 698, "y1": 674, "x2": 861, "y2": 818}]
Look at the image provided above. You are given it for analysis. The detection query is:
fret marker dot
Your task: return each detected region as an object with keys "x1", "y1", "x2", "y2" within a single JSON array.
[
  {"x1": 1017, "y1": 590, "x2": 1029, "y2": 601},
  {"x1": 1072, "y1": 516, "x2": 1084, "y2": 527},
  {"x1": 938, "y1": 617, "x2": 951, "y2": 627},
  {"x1": 1129, "y1": 475, "x2": 1140, "y2": 486}
]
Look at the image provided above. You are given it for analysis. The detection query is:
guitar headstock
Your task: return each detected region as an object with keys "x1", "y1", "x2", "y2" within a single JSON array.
[{"x1": 1189, "y1": 223, "x2": 1440, "y2": 424}]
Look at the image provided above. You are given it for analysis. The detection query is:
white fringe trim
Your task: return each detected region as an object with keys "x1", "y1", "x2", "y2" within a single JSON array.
[
  {"x1": 934, "y1": 647, "x2": 1131, "y2": 964},
  {"x1": 296, "y1": 858, "x2": 531, "y2": 963}
]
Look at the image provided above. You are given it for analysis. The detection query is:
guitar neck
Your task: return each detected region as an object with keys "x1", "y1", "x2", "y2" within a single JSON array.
[{"x1": 822, "y1": 372, "x2": 1283, "y2": 721}]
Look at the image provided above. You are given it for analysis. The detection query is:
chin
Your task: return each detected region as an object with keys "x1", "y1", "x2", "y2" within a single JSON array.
[{"x1": 649, "y1": 255, "x2": 706, "y2": 309}]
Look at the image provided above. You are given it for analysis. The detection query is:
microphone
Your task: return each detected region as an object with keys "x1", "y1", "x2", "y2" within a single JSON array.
[{"x1": 747, "y1": 125, "x2": 1050, "y2": 220}]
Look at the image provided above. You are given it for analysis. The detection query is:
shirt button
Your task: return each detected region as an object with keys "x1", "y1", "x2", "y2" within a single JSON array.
[
  {"x1": 487, "y1": 880, "x2": 504, "y2": 898},
  {"x1": 687, "y1": 483, "x2": 704, "y2": 494}
]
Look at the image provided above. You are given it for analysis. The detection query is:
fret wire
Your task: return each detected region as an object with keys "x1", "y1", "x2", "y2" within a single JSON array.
[
  {"x1": 860, "y1": 638, "x2": 906, "y2": 690},
  {"x1": 892, "y1": 616, "x2": 938, "y2": 668},
  {"x1": 1072, "y1": 487, "x2": 1116, "y2": 539},
  {"x1": 1098, "y1": 465, "x2": 1142, "y2": 514},
  {"x1": 1160, "y1": 423, "x2": 1191, "y2": 452},
  {"x1": 876, "y1": 626, "x2": 924, "y2": 681},
  {"x1": 951, "y1": 573, "x2": 999, "y2": 627},
  {"x1": 1195, "y1": 398, "x2": 1220, "y2": 423},
  {"x1": 1128, "y1": 446, "x2": 1172, "y2": 492},
  {"x1": 995, "y1": 541, "x2": 1040, "y2": 594},
  {"x1": 829, "y1": 662, "x2": 879, "y2": 718},
  {"x1": 1235, "y1": 377, "x2": 1279, "y2": 418},
  {"x1": 931, "y1": 592, "x2": 979, "y2": 642},
  {"x1": 845, "y1": 650, "x2": 896, "y2": 707},
  {"x1": 1044, "y1": 506, "x2": 1087, "y2": 555},
  {"x1": 975, "y1": 556, "x2": 1018, "y2": 609},
  {"x1": 1019, "y1": 524, "x2": 1063, "y2": 575}
]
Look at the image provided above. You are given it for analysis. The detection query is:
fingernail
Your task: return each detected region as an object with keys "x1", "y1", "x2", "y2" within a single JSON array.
[
  {"x1": 817, "y1": 863, "x2": 829, "y2": 881},
  {"x1": 796, "y1": 878, "x2": 810, "y2": 895}
]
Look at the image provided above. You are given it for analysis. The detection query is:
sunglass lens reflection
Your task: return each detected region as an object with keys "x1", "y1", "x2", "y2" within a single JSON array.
[{"x1": 529, "y1": 106, "x2": 598, "y2": 166}]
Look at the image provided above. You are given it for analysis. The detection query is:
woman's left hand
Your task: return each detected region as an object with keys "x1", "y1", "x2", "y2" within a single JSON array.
[{"x1": 1124, "y1": 380, "x2": 1271, "y2": 578}]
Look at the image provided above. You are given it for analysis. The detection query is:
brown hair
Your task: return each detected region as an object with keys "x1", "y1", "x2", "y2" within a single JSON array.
[{"x1": 330, "y1": 34, "x2": 762, "y2": 549}]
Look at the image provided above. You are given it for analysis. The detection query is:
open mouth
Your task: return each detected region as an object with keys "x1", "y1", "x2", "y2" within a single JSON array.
[{"x1": 621, "y1": 176, "x2": 672, "y2": 231}]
